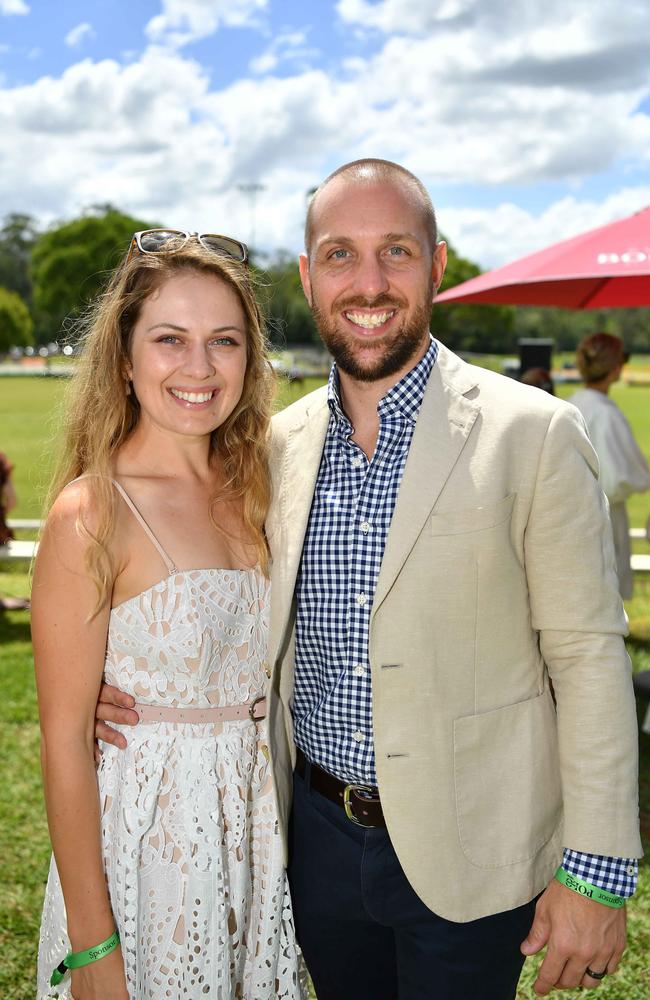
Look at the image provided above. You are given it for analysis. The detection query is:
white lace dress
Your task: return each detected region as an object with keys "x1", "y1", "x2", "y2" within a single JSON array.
[{"x1": 36, "y1": 486, "x2": 304, "y2": 1000}]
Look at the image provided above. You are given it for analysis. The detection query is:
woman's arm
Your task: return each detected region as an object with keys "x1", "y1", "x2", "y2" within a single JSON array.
[{"x1": 32, "y1": 484, "x2": 128, "y2": 998}]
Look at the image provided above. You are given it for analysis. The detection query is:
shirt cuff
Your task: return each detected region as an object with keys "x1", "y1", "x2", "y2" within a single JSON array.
[{"x1": 562, "y1": 848, "x2": 638, "y2": 898}]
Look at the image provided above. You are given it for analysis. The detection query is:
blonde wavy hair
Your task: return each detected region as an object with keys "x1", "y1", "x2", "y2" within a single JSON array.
[{"x1": 46, "y1": 238, "x2": 275, "y2": 613}]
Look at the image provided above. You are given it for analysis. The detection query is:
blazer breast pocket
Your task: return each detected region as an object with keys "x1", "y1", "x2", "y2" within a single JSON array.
[{"x1": 429, "y1": 494, "x2": 515, "y2": 537}]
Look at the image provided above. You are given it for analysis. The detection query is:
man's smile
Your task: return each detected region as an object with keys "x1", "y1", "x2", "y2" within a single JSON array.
[{"x1": 343, "y1": 309, "x2": 397, "y2": 330}]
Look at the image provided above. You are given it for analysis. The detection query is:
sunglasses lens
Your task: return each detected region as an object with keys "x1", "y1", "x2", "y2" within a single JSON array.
[
  {"x1": 200, "y1": 234, "x2": 248, "y2": 262},
  {"x1": 138, "y1": 230, "x2": 185, "y2": 253}
]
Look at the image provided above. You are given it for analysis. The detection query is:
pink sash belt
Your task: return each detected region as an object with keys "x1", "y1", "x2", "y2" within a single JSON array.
[{"x1": 134, "y1": 696, "x2": 266, "y2": 724}]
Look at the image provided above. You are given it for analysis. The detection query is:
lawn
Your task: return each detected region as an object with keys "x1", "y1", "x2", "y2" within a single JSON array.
[{"x1": 1, "y1": 372, "x2": 649, "y2": 999}]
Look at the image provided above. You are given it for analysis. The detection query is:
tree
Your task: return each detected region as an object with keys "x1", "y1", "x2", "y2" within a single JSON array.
[
  {"x1": 433, "y1": 238, "x2": 515, "y2": 353},
  {"x1": 259, "y1": 252, "x2": 318, "y2": 345},
  {"x1": 0, "y1": 286, "x2": 34, "y2": 352},
  {"x1": 31, "y1": 206, "x2": 154, "y2": 342},
  {"x1": 0, "y1": 213, "x2": 39, "y2": 308}
]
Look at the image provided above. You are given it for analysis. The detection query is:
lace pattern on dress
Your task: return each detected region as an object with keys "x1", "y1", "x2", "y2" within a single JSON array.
[{"x1": 36, "y1": 569, "x2": 306, "y2": 999}]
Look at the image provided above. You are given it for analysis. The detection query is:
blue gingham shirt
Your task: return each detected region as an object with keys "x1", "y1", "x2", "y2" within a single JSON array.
[{"x1": 292, "y1": 337, "x2": 636, "y2": 897}]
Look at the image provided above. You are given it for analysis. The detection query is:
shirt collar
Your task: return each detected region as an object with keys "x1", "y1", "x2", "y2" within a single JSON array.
[{"x1": 327, "y1": 336, "x2": 438, "y2": 426}]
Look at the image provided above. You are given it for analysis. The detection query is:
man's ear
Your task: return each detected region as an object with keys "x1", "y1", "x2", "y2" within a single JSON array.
[
  {"x1": 432, "y1": 241, "x2": 447, "y2": 297},
  {"x1": 298, "y1": 253, "x2": 313, "y2": 306}
]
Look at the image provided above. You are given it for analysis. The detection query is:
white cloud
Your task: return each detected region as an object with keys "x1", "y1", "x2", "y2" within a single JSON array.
[
  {"x1": 146, "y1": 0, "x2": 268, "y2": 49},
  {"x1": 327, "y1": 11, "x2": 650, "y2": 188},
  {"x1": 65, "y1": 23, "x2": 95, "y2": 49},
  {"x1": 249, "y1": 30, "x2": 316, "y2": 75},
  {"x1": 336, "y1": 0, "x2": 470, "y2": 34},
  {"x1": 440, "y1": 188, "x2": 650, "y2": 270},
  {"x1": 0, "y1": 0, "x2": 648, "y2": 271},
  {"x1": 0, "y1": 0, "x2": 29, "y2": 14}
]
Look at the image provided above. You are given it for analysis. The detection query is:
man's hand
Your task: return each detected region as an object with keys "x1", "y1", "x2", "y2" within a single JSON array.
[
  {"x1": 521, "y1": 879, "x2": 626, "y2": 994},
  {"x1": 95, "y1": 683, "x2": 139, "y2": 750}
]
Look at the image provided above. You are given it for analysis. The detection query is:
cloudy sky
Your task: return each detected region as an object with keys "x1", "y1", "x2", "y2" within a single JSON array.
[{"x1": 1, "y1": 0, "x2": 649, "y2": 268}]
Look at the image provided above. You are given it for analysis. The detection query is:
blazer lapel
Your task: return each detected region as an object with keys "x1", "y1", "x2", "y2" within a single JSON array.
[
  {"x1": 270, "y1": 393, "x2": 330, "y2": 663},
  {"x1": 372, "y1": 348, "x2": 480, "y2": 618}
]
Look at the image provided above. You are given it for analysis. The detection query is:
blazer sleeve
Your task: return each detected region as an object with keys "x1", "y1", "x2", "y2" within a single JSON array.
[{"x1": 523, "y1": 403, "x2": 642, "y2": 858}]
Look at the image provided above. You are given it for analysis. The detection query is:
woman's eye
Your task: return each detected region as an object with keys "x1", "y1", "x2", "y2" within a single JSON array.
[
  {"x1": 212, "y1": 337, "x2": 236, "y2": 346},
  {"x1": 157, "y1": 335, "x2": 180, "y2": 344}
]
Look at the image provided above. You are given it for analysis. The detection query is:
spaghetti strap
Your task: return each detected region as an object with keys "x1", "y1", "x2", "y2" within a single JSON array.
[{"x1": 110, "y1": 479, "x2": 178, "y2": 575}]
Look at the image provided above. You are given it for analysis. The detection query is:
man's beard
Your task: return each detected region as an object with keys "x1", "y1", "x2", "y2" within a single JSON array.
[{"x1": 311, "y1": 286, "x2": 433, "y2": 383}]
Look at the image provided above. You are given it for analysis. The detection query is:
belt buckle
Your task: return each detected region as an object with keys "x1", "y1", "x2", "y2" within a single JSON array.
[
  {"x1": 249, "y1": 695, "x2": 265, "y2": 721},
  {"x1": 343, "y1": 783, "x2": 376, "y2": 826}
]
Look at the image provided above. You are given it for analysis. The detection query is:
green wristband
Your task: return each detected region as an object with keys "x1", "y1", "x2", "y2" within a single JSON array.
[
  {"x1": 555, "y1": 866, "x2": 625, "y2": 909},
  {"x1": 50, "y1": 930, "x2": 120, "y2": 987}
]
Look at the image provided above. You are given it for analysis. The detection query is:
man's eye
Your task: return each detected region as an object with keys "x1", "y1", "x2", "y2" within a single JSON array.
[
  {"x1": 387, "y1": 246, "x2": 408, "y2": 256},
  {"x1": 330, "y1": 249, "x2": 349, "y2": 260}
]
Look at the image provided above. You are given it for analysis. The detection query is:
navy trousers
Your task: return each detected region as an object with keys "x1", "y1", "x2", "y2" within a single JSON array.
[{"x1": 288, "y1": 767, "x2": 537, "y2": 1000}]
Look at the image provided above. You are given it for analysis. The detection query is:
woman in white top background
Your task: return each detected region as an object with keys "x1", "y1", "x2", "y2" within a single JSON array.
[{"x1": 569, "y1": 332, "x2": 650, "y2": 599}]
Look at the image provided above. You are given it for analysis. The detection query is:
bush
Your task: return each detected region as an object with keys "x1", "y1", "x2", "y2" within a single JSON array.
[{"x1": 0, "y1": 286, "x2": 33, "y2": 352}]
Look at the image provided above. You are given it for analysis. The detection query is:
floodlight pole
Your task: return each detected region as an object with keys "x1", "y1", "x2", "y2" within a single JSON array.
[{"x1": 238, "y1": 183, "x2": 266, "y2": 252}]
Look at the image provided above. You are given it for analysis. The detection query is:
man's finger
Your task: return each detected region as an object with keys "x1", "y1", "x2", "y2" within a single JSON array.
[
  {"x1": 533, "y1": 950, "x2": 569, "y2": 996},
  {"x1": 556, "y1": 954, "x2": 602, "y2": 990},
  {"x1": 98, "y1": 682, "x2": 136, "y2": 709},
  {"x1": 96, "y1": 701, "x2": 139, "y2": 726},
  {"x1": 581, "y1": 954, "x2": 612, "y2": 990},
  {"x1": 95, "y1": 720, "x2": 128, "y2": 748},
  {"x1": 580, "y1": 953, "x2": 620, "y2": 990},
  {"x1": 521, "y1": 900, "x2": 551, "y2": 956},
  {"x1": 606, "y1": 947, "x2": 623, "y2": 975}
]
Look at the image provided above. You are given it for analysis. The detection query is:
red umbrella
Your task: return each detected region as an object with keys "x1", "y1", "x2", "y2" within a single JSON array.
[{"x1": 436, "y1": 205, "x2": 650, "y2": 309}]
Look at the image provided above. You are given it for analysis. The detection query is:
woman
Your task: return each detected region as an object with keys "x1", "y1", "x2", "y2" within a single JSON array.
[
  {"x1": 569, "y1": 332, "x2": 650, "y2": 599},
  {"x1": 33, "y1": 231, "x2": 304, "y2": 999}
]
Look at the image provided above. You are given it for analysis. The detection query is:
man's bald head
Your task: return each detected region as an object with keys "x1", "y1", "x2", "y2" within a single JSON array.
[{"x1": 304, "y1": 158, "x2": 437, "y2": 258}]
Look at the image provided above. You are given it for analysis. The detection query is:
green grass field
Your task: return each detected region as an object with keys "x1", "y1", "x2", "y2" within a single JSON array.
[{"x1": 1, "y1": 372, "x2": 649, "y2": 999}]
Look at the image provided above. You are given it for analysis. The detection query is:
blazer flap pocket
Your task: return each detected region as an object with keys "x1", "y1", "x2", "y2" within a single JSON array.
[
  {"x1": 453, "y1": 688, "x2": 562, "y2": 868},
  {"x1": 430, "y1": 493, "x2": 515, "y2": 537}
]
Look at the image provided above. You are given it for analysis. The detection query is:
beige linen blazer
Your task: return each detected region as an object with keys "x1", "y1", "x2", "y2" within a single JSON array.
[{"x1": 265, "y1": 342, "x2": 642, "y2": 923}]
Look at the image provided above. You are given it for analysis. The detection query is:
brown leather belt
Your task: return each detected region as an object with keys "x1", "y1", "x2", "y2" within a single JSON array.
[{"x1": 295, "y1": 747, "x2": 386, "y2": 828}]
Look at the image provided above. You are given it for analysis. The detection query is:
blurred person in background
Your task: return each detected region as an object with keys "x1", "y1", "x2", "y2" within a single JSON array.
[
  {"x1": 0, "y1": 450, "x2": 17, "y2": 546},
  {"x1": 569, "y1": 333, "x2": 650, "y2": 599},
  {"x1": 0, "y1": 450, "x2": 30, "y2": 611},
  {"x1": 520, "y1": 367, "x2": 555, "y2": 395}
]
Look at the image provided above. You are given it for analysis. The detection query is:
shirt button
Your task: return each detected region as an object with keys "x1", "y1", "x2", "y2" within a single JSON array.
[
  {"x1": 353, "y1": 664, "x2": 366, "y2": 676},
  {"x1": 351, "y1": 456, "x2": 362, "y2": 468},
  {"x1": 356, "y1": 593, "x2": 367, "y2": 606},
  {"x1": 626, "y1": 865, "x2": 636, "y2": 876},
  {"x1": 352, "y1": 730, "x2": 365, "y2": 742},
  {"x1": 360, "y1": 521, "x2": 371, "y2": 534}
]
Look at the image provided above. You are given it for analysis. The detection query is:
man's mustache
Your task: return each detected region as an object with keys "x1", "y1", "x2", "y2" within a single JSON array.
[{"x1": 333, "y1": 294, "x2": 406, "y2": 312}]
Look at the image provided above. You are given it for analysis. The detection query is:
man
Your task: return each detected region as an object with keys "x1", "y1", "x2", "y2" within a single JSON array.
[{"x1": 98, "y1": 160, "x2": 641, "y2": 999}]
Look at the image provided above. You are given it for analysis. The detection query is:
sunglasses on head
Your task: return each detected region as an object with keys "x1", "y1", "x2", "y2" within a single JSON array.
[{"x1": 128, "y1": 229, "x2": 248, "y2": 263}]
